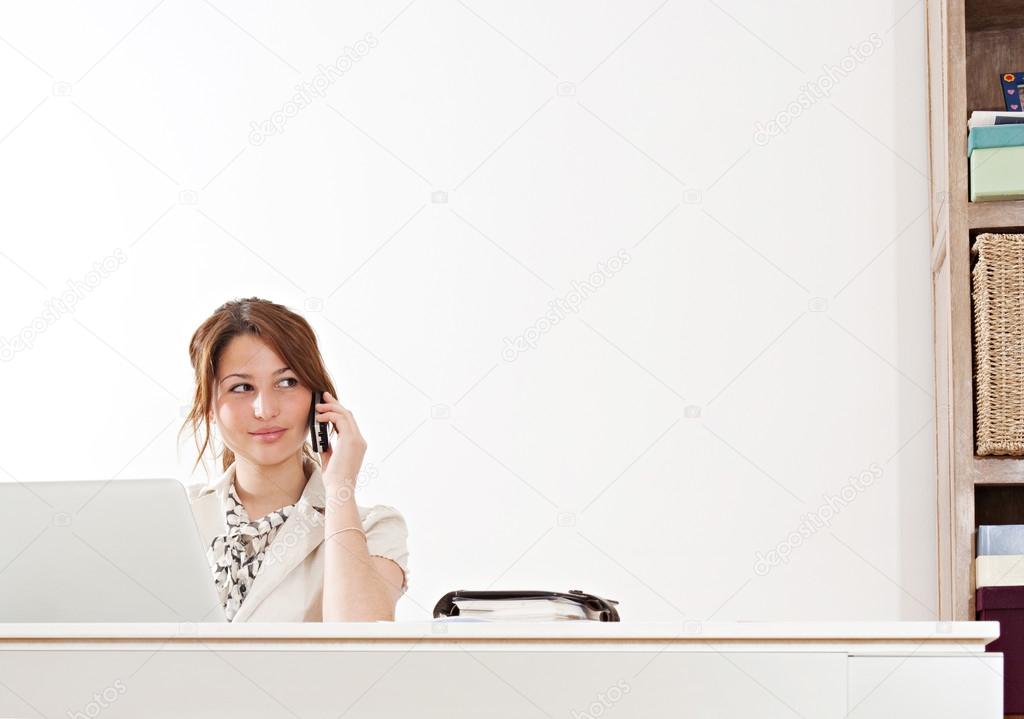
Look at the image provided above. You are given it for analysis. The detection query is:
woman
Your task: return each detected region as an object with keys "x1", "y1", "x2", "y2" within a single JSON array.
[{"x1": 178, "y1": 297, "x2": 409, "y2": 622}]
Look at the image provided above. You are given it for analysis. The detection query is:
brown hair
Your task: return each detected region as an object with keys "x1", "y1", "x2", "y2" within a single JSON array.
[{"x1": 178, "y1": 297, "x2": 337, "y2": 476}]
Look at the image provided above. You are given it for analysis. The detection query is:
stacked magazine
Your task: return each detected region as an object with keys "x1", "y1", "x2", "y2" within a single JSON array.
[
  {"x1": 432, "y1": 589, "x2": 621, "y2": 622},
  {"x1": 451, "y1": 597, "x2": 590, "y2": 621}
]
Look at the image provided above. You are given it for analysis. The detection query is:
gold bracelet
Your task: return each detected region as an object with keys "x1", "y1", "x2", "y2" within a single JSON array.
[{"x1": 325, "y1": 526, "x2": 367, "y2": 543}]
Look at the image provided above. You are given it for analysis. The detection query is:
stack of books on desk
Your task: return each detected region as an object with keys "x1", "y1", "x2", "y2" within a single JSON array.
[
  {"x1": 433, "y1": 589, "x2": 621, "y2": 622},
  {"x1": 968, "y1": 111, "x2": 1024, "y2": 201},
  {"x1": 449, "y1": 597, "x2": 590, "y2": 621},
  {"x1": 975, "y1": 524, "x2": 1024, "y2": 713}
]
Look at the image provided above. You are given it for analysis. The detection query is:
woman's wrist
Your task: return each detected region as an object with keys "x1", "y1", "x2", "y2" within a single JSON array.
[{"x1": 325, "y1": 526, "x2": 366, "y2": 543}]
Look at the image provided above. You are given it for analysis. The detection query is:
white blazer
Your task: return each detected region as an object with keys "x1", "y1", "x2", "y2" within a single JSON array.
[{"x1": 187, "y1": 457, "x2": 410, "y2": 622}]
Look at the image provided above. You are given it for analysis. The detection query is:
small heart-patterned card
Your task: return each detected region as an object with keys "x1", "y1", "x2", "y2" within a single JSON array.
[{"x1": 1001, "y1": 72, "x2": 1024, "y2": 111}]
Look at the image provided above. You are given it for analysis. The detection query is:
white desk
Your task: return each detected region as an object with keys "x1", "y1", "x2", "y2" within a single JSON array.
[{"x1": 0, "y1": 621, "x2": 1003, "y2": 718}]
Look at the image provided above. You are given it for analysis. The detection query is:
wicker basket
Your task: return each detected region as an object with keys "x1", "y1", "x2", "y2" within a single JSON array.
[{"x1": 972, "y1": 232, "x2": 1024, "y2": 456}]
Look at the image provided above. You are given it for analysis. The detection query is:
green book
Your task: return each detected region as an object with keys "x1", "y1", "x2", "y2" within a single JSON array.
[{"x1": 970, "y1": 145, "x2": 1024, "y2": 201}]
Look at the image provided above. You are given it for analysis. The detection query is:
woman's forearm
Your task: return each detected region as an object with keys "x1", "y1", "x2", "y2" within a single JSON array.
[{"x1": 321, "y1": 481, "x2": 396, "y2": 622}]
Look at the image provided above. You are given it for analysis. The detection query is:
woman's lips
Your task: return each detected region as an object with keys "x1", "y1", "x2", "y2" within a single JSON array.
[{"x1": 250, "y1": 428, "x2": 287, "y2": 442}]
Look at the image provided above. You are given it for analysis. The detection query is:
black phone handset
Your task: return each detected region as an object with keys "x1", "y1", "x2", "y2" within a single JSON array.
[{"x1": 309, "y1": 390, "x2": 331, "y2": 453}]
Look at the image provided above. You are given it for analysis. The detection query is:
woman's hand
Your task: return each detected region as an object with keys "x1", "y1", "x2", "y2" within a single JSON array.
[{"x1": 315, "y1": 390, "x2": 367, "y2": 489}]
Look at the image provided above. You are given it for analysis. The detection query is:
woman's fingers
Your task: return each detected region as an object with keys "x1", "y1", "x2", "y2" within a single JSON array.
[
  {"x1": 316, "y1": 396, "x2": 356, "y2": 425},
  {"x1": 316, "y1": 394, "x2": 348, "y2": 414},
  {"x1": 314, "y1": 410, "x2": 351, "y2": 425},
  {"x1": 314, "y1": 391, "x2": 364, "y2": 442},
  {"x1": 315, "y1": 408, "x2": 361, "y2": 435}
]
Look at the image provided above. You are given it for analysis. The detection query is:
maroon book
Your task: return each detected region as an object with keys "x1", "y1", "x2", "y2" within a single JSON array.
[{"x1": 977, "y1": 586, "x2": 1024, "y2": 713}]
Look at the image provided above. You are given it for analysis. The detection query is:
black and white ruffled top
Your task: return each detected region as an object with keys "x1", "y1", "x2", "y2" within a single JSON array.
[
  {"x1": 206, "y1": 482, "x2": 308, "y2": 621},
  {"x1": 187, "y1": 456, "x2": 410, "y2": 622}
]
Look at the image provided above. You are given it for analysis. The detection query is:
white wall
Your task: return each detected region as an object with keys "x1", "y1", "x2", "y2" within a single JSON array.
[{"x1": 0, "y1": 0, "x2": 935, "y2": 622}]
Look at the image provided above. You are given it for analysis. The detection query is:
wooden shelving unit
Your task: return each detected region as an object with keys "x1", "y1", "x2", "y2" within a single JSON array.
[{"x1": 928, "y1": 0, "x2": 1024, "y2": 632}]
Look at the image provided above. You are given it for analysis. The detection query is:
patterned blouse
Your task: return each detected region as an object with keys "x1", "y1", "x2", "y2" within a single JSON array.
[
  {"x1": 206, "y1": 482, "x2": 309, "y2": 621},
  {"x1": 189, "y1": 457, "x2": 411, "y2": 621}
]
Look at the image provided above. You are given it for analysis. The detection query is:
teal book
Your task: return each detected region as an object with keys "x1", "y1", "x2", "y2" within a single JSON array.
[{"x1": 968, "y1": 124, "x2": 1024, "y2": 156}]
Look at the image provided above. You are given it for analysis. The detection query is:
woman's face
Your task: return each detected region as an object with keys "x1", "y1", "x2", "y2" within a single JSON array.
[{"x1": 209, "y1": 334, "x2": 311, "y2": 466}]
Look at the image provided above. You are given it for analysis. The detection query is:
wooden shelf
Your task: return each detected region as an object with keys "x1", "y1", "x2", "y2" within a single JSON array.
[
  {"x1": 928, "y1": 0, "x2": 1024, "y2": 628},
  {"x1": 972, "y1": 455, "x2": 1024, "y2": 484},
  {"x1": 969, "y1": 200, "x2": 1024, "y2": 229},
  {"x1": 965, "y1": 0, "x2": 1024, "y2": 31}
]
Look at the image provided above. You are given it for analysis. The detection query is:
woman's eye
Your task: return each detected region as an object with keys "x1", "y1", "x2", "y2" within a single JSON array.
[{"x1": 229, "y1": 378, "x2": 298, "y2": 393}]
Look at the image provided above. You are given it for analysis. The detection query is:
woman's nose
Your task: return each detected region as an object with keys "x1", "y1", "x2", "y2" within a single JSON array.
[{"x1": 253, "y1": 393, "x2": 279, "y2": 419}]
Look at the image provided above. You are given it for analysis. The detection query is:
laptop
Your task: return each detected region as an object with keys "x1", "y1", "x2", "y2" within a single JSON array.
[{"x1": 0, "y1": 478, "x2": 226, "y2": 622}]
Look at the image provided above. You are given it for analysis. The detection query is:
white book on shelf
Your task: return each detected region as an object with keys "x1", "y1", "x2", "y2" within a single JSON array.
[{"x1": 969, "y1": 110, "x2": 1024, "y2": 128}]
